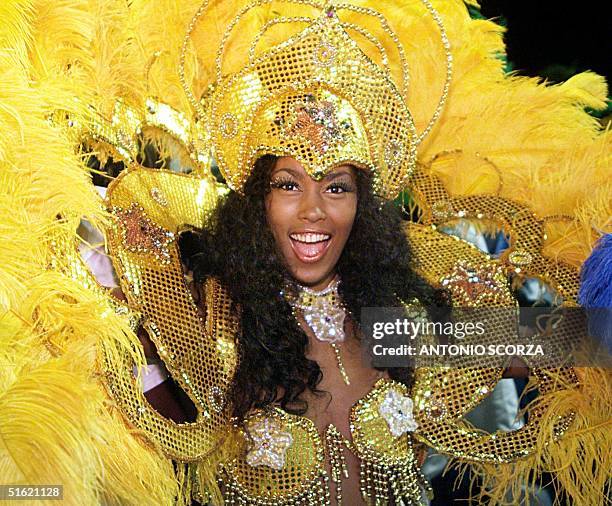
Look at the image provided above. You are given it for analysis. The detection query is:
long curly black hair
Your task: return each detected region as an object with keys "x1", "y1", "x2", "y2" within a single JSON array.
[{"x1": 182, "y1": 155, "x2": 441, "y2": 419}]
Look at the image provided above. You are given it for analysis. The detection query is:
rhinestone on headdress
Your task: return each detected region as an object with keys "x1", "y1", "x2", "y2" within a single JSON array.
[
  {"x1": 286, "y1": 98, "x2": 347, "y2": 155},
  {"x1": 313, "y1": 40, "x2": 337, "y2": 67}
]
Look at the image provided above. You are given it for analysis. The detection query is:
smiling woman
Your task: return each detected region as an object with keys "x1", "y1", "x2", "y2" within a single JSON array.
[
  {"x1": 180, "y1": 151, "x2": 441, "y2": 503},
  {"x1": 186, "y1": 153, "x2": 438, "y2": 420}
]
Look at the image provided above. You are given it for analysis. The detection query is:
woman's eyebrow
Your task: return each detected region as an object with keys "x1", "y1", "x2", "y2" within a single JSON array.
[
  {"x1": 324, "y1": 170, "x2": 353, "y2": 181},
  {"x1": 271, "y1": 167, "x2": 301, "y2": 178}
]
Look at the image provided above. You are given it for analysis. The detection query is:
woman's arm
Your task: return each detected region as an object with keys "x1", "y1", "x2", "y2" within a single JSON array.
[{"x1": 502, "y1": 357, "x2": 530, "y2": 378}]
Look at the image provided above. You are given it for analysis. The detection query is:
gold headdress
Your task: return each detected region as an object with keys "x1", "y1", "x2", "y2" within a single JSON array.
[{"x1": 182, "y1": 0, "x2": 451, "y2": 199}]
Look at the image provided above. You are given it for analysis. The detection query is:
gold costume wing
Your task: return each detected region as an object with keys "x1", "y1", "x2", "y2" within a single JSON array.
[
  {"x1": 401, "y1": 80, "x2": 610, "y2": 502},
  {"x1": 103, "y1": 167, "x2": 238, "y2": 503}
]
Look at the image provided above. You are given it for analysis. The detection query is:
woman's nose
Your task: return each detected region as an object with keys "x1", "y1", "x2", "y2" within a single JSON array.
[{"x1": 297, "y1": 189, "x2": 326, "y2": 223}]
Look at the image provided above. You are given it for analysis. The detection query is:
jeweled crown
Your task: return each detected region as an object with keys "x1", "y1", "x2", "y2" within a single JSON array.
[{"x1": 182, "y1": 1, "x2": 451, "y2": 199}]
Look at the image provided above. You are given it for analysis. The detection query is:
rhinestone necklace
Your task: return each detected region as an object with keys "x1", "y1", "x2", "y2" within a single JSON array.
[{"x1": 284, "y1": 276, "x2": 351, "y2": 385}]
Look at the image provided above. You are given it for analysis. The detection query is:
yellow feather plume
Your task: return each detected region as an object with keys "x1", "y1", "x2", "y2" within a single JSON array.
[
  {"x1": 466, "y1": 367, "x2": 612, "y2": 506},
  {"x1": 0, "y1": 2, "x2": 177, "y2": 503}
]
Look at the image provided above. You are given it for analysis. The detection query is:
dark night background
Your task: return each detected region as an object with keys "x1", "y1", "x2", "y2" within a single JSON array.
[{"x1": 479, "y1": 0, "x2": 610, "y2": 83}]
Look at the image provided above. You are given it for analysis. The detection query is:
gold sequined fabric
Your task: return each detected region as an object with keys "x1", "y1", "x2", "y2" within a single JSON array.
[
  {"x1": 103, "y1": 167, "x2": 238, "y2": 461},
  {"x1": 81, "y1": 167, "x2": 431, "y2": 504},
  {"x1": 90, "y1": 163, "x2": 581, "y2": 497},
  {"x1": 207, "y1": 4, "x2": 432, "y2": 200}
]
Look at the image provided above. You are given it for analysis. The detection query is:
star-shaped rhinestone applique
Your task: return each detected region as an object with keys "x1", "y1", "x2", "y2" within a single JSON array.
[
  {"x1": 378, "y1": 389, "x2": 418, "y2": 437},
  {"x1": 113, "y1": 203, "x2": 174, "y2": 263},
  {"x1": 245, "y1": 417, "x2": 293, "y2": 470},
  {"x1": 286, "y1": 98, "x2": 346, "y2": 154}
]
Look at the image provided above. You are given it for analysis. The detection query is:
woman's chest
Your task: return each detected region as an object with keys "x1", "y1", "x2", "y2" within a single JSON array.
[
  {"x1": 219, "y1": 313, "x2": 427, "y2": 505},
  {"x1": 302, "y1": 332, "x2": 384, "y2": 437},
  {"x1": 221, "y1": 376, "x2": 427, "y2": 506},
  {"x1": 302, "y1": 338, "x2": 387, "y2": 504}
]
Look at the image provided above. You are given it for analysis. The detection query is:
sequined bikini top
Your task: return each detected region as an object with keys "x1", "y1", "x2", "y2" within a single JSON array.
[{"x1": 221, "y1": 376, "x2": 428, "y2": 505}]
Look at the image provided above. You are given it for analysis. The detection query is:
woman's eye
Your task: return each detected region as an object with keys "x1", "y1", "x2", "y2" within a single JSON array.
[
  {"x1": 325, "y1": 183, "x2": 353, "y2": 194},
  {"x1": 271, "y1": 179, "x2": 300, "y2": 191}
]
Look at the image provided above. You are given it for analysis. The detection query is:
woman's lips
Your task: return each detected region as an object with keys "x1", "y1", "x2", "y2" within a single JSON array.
[{"x1": 289, "y1": 236, "x2": 331, "y2": 263}]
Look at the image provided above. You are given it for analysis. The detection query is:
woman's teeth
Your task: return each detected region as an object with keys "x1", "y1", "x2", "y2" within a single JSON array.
[
  {"x1": 289, "y1": 233, "x2": 331, "y2": 262},
  {"x1": 289, "y1": 233, "x2": 330, "y2": 243}
]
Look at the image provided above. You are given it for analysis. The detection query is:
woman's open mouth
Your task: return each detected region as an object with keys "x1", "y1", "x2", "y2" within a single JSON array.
[{"x1": 289, "y1": 232, "x2": 331, "y2": 263}]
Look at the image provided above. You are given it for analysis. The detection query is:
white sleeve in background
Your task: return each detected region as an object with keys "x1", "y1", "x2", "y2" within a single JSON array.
[{"x1": 132, "y1": 362, "x2": 170, "y2": 392}]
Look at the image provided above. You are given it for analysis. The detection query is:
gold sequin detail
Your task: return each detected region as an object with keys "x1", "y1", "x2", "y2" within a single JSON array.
[
  {"x1": 405, "y1": 222, "x2": 577, "y2": 464},
  {"x1": 150, "y1": 187, "x2": 168, "y2": 206},
  {"x1": 221, "y1": 409, "x2": 328, "y2": 505},
  {"x1": 220, "y1": 112, "x2": 239, "y2": 139},
  {"x1": 508, "y1": 249, "x2": 534, "y2": 266},
  {"x1": 113, "y1": 203, "x2": 175, "y2": 264},
  {"x1": 285, "y1": 97, "x2": 347, "y2": 154},
  {"x1": 313, "y1": 39, "x2": 337, "y2": 67}
]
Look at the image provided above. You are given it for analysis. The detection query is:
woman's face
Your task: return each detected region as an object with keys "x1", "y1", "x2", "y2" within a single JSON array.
[{"x1": 265, "y1": 156, "x2": 358, "y2": 290}]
